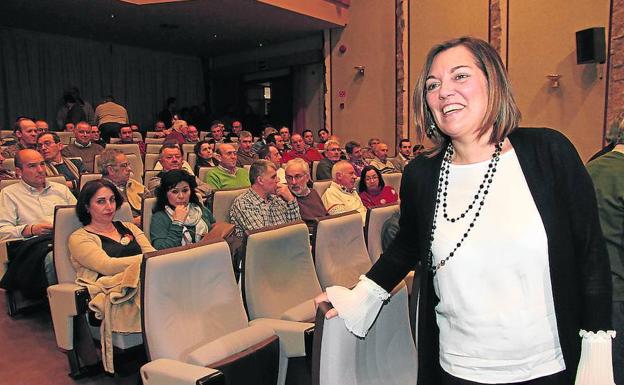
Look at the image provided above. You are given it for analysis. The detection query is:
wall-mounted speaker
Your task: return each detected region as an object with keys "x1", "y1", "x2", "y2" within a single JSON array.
[{"x1": 576, "y1": 27, "x2": 606, "y2": 64}]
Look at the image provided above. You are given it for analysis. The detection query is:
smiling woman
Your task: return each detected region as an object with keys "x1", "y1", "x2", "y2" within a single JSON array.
[{"x1": 318, "y1": 36, "x2": 615, "y2": 385}]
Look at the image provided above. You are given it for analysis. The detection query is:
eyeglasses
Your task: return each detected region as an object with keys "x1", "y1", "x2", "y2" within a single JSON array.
[
  {"x1": 113, "y1": 162, "x2": 131, "y2": 169},
  {"x1": 285, "y1": 173, "x2": 307, "y2": 182},
  {"x1": 36, "y1": 140, "x2": 56, "y2": 149}
]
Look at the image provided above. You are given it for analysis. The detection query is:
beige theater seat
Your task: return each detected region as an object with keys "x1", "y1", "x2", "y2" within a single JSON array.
[
  {"x1": 47, "y1": 203, "x2": 137, "y2": 378},
  {"x1": 181, "y1": 143, "x2": 194, "y2": 158},
  {"x1": 144, "y1": 137, "x2": 165, "y2": 144},
  {"x1": 146, "y1": 143, "x2": 161, "y2": 154},
  {"x1": 141, "y1": 240, "x2": 279, "y2": 385},
  {"x1": 3, "y1": 157, "x2": 15, "y2": 172},
  {"x1": 312, "y1": 180, "x2": 332, "y2": 198},
  {"x1": 382, "y1": 172, "x2": 402, "y2": 192},
  {"x1": 197, "y1": 166, "x2": 210, "y2": 183},
  {"x1": 141, "y1": 197, "x2": 157, "y2": 242},
  {"x1": 187, "y1": 153, "x2": 197, "y2": 172},
  {"x1": 243, "y1": 221, "x2": 321, "y2": 385},
  {"x1": 144, "y1": 153, "x2": 159, "y2": 170},
  {"x1": 312, "y1": 211, "x2": 372, "y2": 289},
  {"x1": 105, "y1": 143, "x2": 142, "y2": 165},
  {"x1": 312, "y1": 282, "x2": 418, "y2": 385},
  {"x1": 311, "y1": 160, "x2": 320, "y2": 181},
  {"x1": 57, "y1": 131, "x2": 74, "y2": 145},
  {"x1": 212, "y1": 188, "x2": 247, "y2": 223},
  {"x1": 364, "y1": 203, "x2": 399, "y2": 263},
  {"x1": 78, "y1": 173, "x2": 102, "y2": 191}
]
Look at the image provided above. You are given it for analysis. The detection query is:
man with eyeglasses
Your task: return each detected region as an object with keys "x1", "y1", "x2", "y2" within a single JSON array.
[
  {"x1": 285, "y1": 158, "x2": 327, "y2": 226},
  {"x1": 204, "y1": 143, "x2": 250, "y2": 190},
  {"x1": 316, "y1": 139, "x2": 342, "y2": 180},
  {"x1": 36, "y1": 132, "x2": 85, "y2": 193},
  {"x1": 99, "y1": 149, "x2": 144, "y2": 225},
  {"x1": 61, "y1": 121, "x2": 104, "y2": 172}
]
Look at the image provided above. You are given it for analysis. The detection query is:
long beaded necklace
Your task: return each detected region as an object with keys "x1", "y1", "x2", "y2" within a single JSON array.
[{"x1": 428, "y1": 140, "x2": 504, "y2": 275}]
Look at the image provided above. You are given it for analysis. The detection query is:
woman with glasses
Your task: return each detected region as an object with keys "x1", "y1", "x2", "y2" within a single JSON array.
[{"x1": 358, "y1": 165, "x2": 398, "y2": 209}]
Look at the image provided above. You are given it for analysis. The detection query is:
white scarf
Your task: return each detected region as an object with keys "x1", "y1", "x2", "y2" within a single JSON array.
[{"x1": 165, "y1": 204, "x2": 209, "y2": 246}]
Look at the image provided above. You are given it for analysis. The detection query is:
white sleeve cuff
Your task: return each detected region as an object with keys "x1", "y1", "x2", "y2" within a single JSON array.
[
  {"x1": 575, "y1": 329, "x2": 616, "y2": 385},
  {"x1": 325, "y1": 275, "x2": 390, "y2": 338}
]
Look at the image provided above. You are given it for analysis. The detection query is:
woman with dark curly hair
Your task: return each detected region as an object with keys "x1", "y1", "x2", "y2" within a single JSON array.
[
  {"x1": 149, "y1": 169, "x2": 215, "y2": 250},
  {"x1": 193, "y1": 139, "x2": 219, "y2": 175}
]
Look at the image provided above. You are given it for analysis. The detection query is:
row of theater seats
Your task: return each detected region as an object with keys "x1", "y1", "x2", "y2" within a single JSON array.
[{"x1": 47, "y1": 203, "x2": 416, "y2": 384}]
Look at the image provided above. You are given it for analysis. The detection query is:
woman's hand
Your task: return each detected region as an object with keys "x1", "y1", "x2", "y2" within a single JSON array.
[
  {"x1": 172, "y1": 205, "x2": 189, "y2": 222},
  {"x1": 315, "y1": 292, "x2": 338, "y2": 319}
]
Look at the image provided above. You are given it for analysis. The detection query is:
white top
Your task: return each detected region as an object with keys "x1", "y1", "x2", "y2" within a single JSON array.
[
  {"x1": 432, "y1": 149, "x2": 565, "y2": 383},
  {"x1": 154, "y1": 160, "x2": 195, "y2": 175},
  {"x1": 0, "y1": 180, "x2": 76, "y2": 240}
]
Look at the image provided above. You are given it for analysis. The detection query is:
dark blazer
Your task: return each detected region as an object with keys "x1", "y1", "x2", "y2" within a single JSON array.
[{"x1": 367, "y1": 127, "x2": 612, "y2": 384}]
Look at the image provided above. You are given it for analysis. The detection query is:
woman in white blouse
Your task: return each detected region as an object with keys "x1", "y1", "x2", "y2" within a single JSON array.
[{"x1": 318, "y1": 37, "x2": 615, "y2": 385}]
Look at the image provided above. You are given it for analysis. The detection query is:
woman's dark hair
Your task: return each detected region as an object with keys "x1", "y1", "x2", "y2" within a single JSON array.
[
  {"x1": 153, "y1": 169, "x2": 200, "y2": 212},
  {"x1": 358, "y1": 166, "x2": 384, "y2": 193},
  {"x1": 76, "y1": 179, "x2": 124, "y2": 225},
  {"x1": 193, "y1": 139, "x2": 215, "y2": 159}
]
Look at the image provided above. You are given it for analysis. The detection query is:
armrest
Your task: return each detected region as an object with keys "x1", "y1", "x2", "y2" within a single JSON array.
[
  {"x1": 280, "y1": 298, "x2": 316, "y2": 322},
  {"x1": 201, "y1": 222, "x2": 235, "y2": 244},
  {"x1": 250, "y1": 318, "x2": 314, "y2": 358},
  {"x1": 185, "y1": 324, "x2": 275, "y2": 367},
  {"x1": 141, "y1": 359, "x2": 224, "y2": 385},
  {"x1": 47, "y1": 283, "x2": 89, "y2": 350}
]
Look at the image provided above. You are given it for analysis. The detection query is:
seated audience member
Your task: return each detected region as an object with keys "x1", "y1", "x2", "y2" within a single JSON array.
[
  {"x1": 302, "y1": 129, "x2": 316, "y2": 149},
  {"x1": 226, "y1": 120, "x2": 243, "y2": 142},
  {"x1": 147, "y1": 142, "x2": 211, "y2": 200},
  {"x1": 266, "y1": 132, "x2": 286, "y2": 155},
  {"x1": 345, "y1": 140, "x2": 368, "y2": 176},
  {"x1": 321, "y1": 160, "x2": 366, "y2": 222},
  {"x1": 251, "y1": 126, "x2": 277, "y2": 153},
  {"x1": 149, "y1": 170, "x2": 216, "y2": 249},
  {"x1": 236, "y1": 131, "x2": 258, "y2": 167},
  {"x1": 118, "y1": 124, "x2": 146, "y2": 156},
  {"x1": 279, "y1": 126, "x2": 292, "y2": 150},
  {"x1": 2, "y1": 117, "x2": 38, "y2": 158},
  {"x1": 37, "y1": 132, "x2": 85, "y2": 192},
  {"x1": 0, "y1": 152, "x2": 15, "y2": 179},
  {"x1": 0, "y1": 149, "x2": 76, "y2": 295},
  {"x1": 316, "y1": 139, "x2": 342, "y2": 180},
  {"x1": 152, "y1": 120, "x2": 168, "y2": 138},
  {"x1": 35, "y1": 119, "x2": 49, "y2": 134},
  {"x1": 99, "y1": 149, "x2": 144, "y2": 224},
  {"x1": 361, "y1": 146, "x2": 375, "y2": 161},
  {"x1": 193, "y1": 139, "x2": 219, "y2": 174},
  {"x1": 368, "y1": 137, "x2": 381, "y2": 150},
  {"x1": 282, "y1": 133, "x2": 324, "y2": 164},
  {"x1": 62, "y1": 121, "x2": 104, "y2": 172},
  {"x1": 369, "y1": 142, "x2": 399, "y2": 174},
  {"x1": 317, "y1": 128, "x2": 330, "y2": 150},
  {"x1": 257, "y1": 144, "x2": 286, "y2": 183},
  {"x1": 229, "y1": 160, "x2": 300, "y2": 237},
  {"x1": 412, "y1": 143, "x2": 425, "y2": 158},
  {"x1": 285, "y1": 158, "x2": 327, "y2": 224},
  {"x1": 186, "y1": 125, "x2": 200, "y2": 143},
  {"x1": 154, "y1": 142, "x2": 195, "y2": 175},
  {"x1": 165, "y1": 119, "x2": 188, "y2": 145},
  {"x1": 391, "y1": 139, "x2": 412, "y2": 173},
  {"x1": 91, "y1": 125, "x2": 106, "y2": 147},
  {"x1": 204, "y1": 143, "x2": 250, "y2": 189},
  {"x1": 69, "y1": 179, "x2": 155, "y2": 373},
  {"x1": 65, "y1": 122, "x2": 75, "y2": 132},
  {"x1": 358, "y1": 166, "x2": 398, "y2": 209},
  {"x1": 210, "y1": 122, "x2": 227, "y2": 144}
]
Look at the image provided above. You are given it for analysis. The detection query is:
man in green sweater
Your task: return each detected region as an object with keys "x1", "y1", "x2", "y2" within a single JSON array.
[
  {"x1": 587, "y1": 143, "x2": 624, "y2": 384},
  {"x1": 204, "y1": 143, "x2": 250, "y2": 190}
]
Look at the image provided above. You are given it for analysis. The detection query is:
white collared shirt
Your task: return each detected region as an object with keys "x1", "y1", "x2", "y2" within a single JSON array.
[{"x1": 0, "y1": 181, "x2": 76, "y2": 240}]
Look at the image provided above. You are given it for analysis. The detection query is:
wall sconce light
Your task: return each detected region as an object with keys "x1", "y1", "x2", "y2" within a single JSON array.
[
  {"x1": 547, "y1": 74, "x2": 562, "y2": 88},
  {"x1": 354, "y1": 65, "x2": 365, "y2": 75}
]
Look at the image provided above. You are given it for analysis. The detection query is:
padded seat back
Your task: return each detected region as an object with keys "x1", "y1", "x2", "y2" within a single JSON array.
[
  {"x1": 212, "y1": 188, "x2": 247, "y2": 223},
  {"x1": 144, "y1": 137, "x2": 165, "y2": 144},
  {"x1": 79, "y1": 173, "x2": 102, "y2": 191},
  {"x1": 187, "y1": 153, "x2": 197, "y2": 173},
  {"x1": 56, "y1": 131, "x2": 74, "y2": 145},
  {"x1": 312, "y1": 283, "x2": 417, "y2": 385},
  {"x1": 312, "y1": 180, "x2": 332, "y2": 198},
  {"x1": 3, "y1": 157, "x2": 15, "y2": 171},
  {"x1": 144, "y1": 170, "x2": 160, "y2": 185},
  {"x1": 313, "y1": 211, "x2": 372, "y2": 289},
  {"x1": 243, "y1": 221, "x2": 322, "y2": 320},
  {"x1": 146, "y1": 143, "x2": 161, "y2": 154},
  {"x1": 142, "y1": 241, "x2": 249, "y2": 362},
  {"x1": 365, "y1": 203, "x2": 400, "y2": 263},
  {"x1": 197, "y1": 166, "x2": 210, "y2": 183},
  {"x1": 142, "y1": 197, "x2": 157, "y2": 241},
  {"x1": 105, "y1": 143, "x2": 142, "y2": 164},
  {"x1": 53, "y1": 203, "x2": 133, "y2": 284},
  {"x1": 144, "y1": 153, "x2": 159, "y2": 170},
  {"x1": 382, "y1": 173, "x2": 402, "y2": 192},
  {"x1": 181, "y1": 143, "x2": 195, "y2": 159},
  {"x1": 311, "y1": 161, "x2": 320, "y2": 181}
]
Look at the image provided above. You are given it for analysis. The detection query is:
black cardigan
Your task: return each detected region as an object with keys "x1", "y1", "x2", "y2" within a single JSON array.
[{"x1": 367, "y1": 127, "x2": 612, "y2": 384}]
